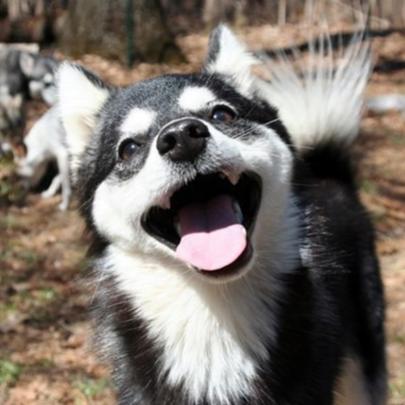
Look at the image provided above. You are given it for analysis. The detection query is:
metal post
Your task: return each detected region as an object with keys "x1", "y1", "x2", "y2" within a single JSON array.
[{"x1": 125, "y1": 0, "x2": 135, "y2": 67}]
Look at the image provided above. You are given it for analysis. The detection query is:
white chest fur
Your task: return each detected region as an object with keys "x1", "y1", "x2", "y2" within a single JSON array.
[{"x1": 105, "y1": 247, "x2": 285, "y2": 404}]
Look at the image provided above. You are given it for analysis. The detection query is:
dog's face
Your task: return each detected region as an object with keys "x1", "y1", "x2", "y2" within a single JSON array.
[
  {"x1": 20, "y1": 52, "x2": 58, "y2": 105},
  {"x1": 59, "y1": 26, "x2": 294, "y2": 282}
]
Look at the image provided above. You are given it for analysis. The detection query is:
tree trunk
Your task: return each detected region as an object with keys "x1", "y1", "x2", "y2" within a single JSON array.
[
  {"x1": 132, "y1": 0, "x2": 184, "y2": 63},
  {"x1": 278, "y1": 0, "x2": 287, "y2": 25}
]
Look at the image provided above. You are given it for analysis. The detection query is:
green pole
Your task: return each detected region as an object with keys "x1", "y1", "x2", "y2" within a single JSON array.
[{"x1": 125, "y1": 0, "x2": 135, "y2": 67}]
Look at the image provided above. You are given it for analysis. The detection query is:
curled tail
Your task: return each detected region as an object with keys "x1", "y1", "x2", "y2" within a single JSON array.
[{"x1": 256, "y1": 32, "x2": 372, "y2": 184}]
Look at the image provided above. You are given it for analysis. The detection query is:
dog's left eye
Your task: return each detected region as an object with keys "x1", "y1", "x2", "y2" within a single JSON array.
[
  {"x1": 210, "y1": 105, "x2": 236, "y2": 123},
  {"x1": 118, "y1": 139, "x2": 139, "y2": 161}
]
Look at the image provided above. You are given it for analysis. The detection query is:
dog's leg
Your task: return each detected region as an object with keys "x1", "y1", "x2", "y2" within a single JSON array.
[
  {"x1": 56, "y1": 150, "x2": 71, "y2": 211},
  {"x1": 41, "y1": 174, "x2": 61, "y2": 198}
]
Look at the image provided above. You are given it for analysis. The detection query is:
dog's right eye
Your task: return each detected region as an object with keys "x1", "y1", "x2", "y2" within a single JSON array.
[{"x1": 118, "y1": 139, "x2": 139, "y2": 161}]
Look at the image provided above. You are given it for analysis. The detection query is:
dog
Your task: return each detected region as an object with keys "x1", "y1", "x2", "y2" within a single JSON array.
[
  {"x1": 16, "y1": 105, "x2": 71, "y2": 210},
  {"x1": 57, "y1": 26, "x2": 386, "y2": 404},
  {"x1": 0, "y1": 46, "x2": 58, "y2": 136},
  {"x1": 18, "y1": 51, "x2": 58, "y2": 106},
  {"x1": 0, "y1": 47, "x2": 58, "y2": 105}
]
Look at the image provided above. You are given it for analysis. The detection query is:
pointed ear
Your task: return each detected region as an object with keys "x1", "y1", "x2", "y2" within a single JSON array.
[
  {"x1": 57, "y1": 63, "x2": 110, "y2": 170},
  {"x1": 204, "y1": 25, "x2": 257, "y2": 96}
]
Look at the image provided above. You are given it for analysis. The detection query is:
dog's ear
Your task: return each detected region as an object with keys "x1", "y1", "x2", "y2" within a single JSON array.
[
  {"x1": 204, "y1": 25, "x2": 256, "y2": 97},
  {"x1": 57, "y1": 63, "x2": 110, "y2": 170}
]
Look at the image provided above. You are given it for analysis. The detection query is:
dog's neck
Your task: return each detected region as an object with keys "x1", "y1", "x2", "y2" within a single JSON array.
[{"x1": 102, "y1": 200, "x2": 301, "y2": 404}]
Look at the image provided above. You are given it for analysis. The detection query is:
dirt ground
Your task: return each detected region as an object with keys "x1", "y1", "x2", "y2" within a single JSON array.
[{"x1": 0, "y1": 25, "x2": 404, "y2": 404}]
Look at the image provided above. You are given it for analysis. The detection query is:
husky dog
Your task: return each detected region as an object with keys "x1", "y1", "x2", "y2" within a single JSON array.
[
  {"x1": 57, "y1": 26, "x2": 386, "y2": 404},
  {"x1": 18, "y1": 51, "x2": 58, "y2": 105},
  {"x1": 0, "y1": 47, "x2": 58, "y2": 105},
  {"x1": 17, "y1": 105, "x2": 70, "y2": 210},
  {"x1": 0, "y1": 47, "x2": 58, "y2": 136}
]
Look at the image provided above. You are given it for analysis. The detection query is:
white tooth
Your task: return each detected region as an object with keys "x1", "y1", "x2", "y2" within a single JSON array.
[
  {"x1": 222, "y1": 169, "x2": 240, "y2": 185},
  {"x1": 232, "y1": 200, "x2": 243, "y2": 223},
  {"x1": 229, "y1": 172, "x2": 240, "y2": 186},
  {"x1": 159, "y1": 197, "x2": 171, "y2": 210}
]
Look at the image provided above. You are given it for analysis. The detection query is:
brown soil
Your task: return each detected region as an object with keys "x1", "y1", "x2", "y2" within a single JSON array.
[{"x1": 0, "y1": 25, "x2": 404, "y2": 404}]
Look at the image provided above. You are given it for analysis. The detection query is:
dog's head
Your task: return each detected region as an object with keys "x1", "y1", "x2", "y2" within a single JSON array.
[
  {"x1": 20, "y1": 52, "x2": 58, "y2": 105},
  {"x1": 58, "y1": 26, "x2": 295, "y2": 282}
]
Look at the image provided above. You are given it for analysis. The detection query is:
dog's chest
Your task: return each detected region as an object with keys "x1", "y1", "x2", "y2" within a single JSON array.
[{"x1": 107, "y1": 248, "x2": 276, "y2": 404}]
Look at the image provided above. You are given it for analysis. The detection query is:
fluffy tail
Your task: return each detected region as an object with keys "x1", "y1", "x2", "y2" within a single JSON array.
[{"x1": 257, "y1": 32, "x2": 372, "y2": 169}]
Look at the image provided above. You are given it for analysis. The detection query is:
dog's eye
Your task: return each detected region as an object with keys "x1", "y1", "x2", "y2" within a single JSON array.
[
  {"x1": 210, "y1": 105, "x2": 236, "y2": 123},
  {"x1": 118, "y1": 139, "x2": 139, "y2": 161}
]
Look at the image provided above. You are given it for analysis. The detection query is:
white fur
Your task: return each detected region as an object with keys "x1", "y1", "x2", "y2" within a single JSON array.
[
  {"x1": 333, "y1": 357, "x2": 370, "y2": 405},
  {"x1": 17, "y1": 105, "x2": 71, "y2": 210},
  {"x1": 206, "y1": 25, "x2": 257, "y2": 97},
  {"x1": 178, "y1": 87, "x2": 216, "y2": 112},
  {"x1": 120, "y1": 107, "x2": 156, "y2": 135},
  {"x1": 92, "y1": 119, "x2": 300, "y2": 403},
  {"x1": 57, "y1": 63, "x2": 109, "y2": 169},
  {"x1": 258, "y1": 34, "x2": 372, "y2": 152}
]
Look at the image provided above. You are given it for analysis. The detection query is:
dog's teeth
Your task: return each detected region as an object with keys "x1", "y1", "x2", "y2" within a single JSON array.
[
  {"x1": 229, "y1": 173, "x2": 240, "y2": 186},
  {"x1": 160, "y1": 198, "x2": 171, "y2": 209},
  {"x1": 232, "y1": 200, "x2": 243, "y2": 223},
  {"x1": 229, "y1": 172, "x2": 240, "y2": 185},
  {"x1": 222, "y1": 169, "x2": 240, "y2": 185}
]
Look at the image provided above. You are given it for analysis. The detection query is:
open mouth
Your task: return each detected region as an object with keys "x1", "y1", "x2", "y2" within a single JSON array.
[{"x1": 141, "y1": 172, "x2": 262, "y2": 277}]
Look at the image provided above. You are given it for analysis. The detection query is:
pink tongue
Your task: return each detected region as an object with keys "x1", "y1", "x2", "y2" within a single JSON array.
[{"x1": 175, "y1": 194, "x2": 247, "y2": 271}]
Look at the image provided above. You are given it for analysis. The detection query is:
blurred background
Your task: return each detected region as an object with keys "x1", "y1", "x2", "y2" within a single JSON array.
[{"x1": 0, "y1": 1, "x2": 404, "y2": 404}]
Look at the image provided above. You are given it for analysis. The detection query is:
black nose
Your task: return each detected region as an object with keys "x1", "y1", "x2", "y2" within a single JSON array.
[{"x1": 157, "y1": 119, "x2": 209, "y2": 162}]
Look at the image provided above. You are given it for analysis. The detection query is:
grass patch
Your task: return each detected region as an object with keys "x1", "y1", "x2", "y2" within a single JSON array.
[
  {"x1": 0, "y1": 214, "x2": 21, "y2": 231},
  {"x1": 0, "y1": 302, "x2": 17, "y2": 321},
  {"x1": 34, "y1": 287, "x2": 58, "y2": 302},
  {"x1": 29, "y1": 357, "x2": 56, "y2": 372},
  {"x1": 391, "y1": 134, "x2": 405, "y2": 146},
  {"x1": 360, "y1": 179, "x2": 378, "y2": 195},
  {"x1": 390, "y1": 377, "x2": 405, "y2": 400},
  {"x1": 0, "y1": 177, "x2": 26, "y2": 205},
  {"x1": 74, "y1": 376, "x2": 110, "y2": 398},
  {"x1": 393, "y1": 333, "x2": 405, "y2": 345},
  {"x1": 0, "y1": 359, "x2": 22, "y2": 385},
  {"x1": 19, "y1": 250, "x2": 39, "y2": 265},
  {"x1": 0, "y1": 244, "x2": 40, "y2": 267},
  {"x1": 0, "y1": 285, "x2": 59, "y2": 324}
]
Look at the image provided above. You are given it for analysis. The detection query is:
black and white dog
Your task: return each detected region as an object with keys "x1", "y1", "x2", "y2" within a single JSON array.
[{"x1": 57, "y1": 26, "x2": 386, "y2": 404}]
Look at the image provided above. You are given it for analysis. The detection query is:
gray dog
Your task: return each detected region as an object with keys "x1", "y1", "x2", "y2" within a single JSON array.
[{"x1": 0, "y1": 45, "x2": 58, "y2": 136}]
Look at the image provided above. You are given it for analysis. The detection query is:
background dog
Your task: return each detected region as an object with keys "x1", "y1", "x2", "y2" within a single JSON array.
[{"x1": 16, "y1": 105, "x2": 71, "y2": 211}]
